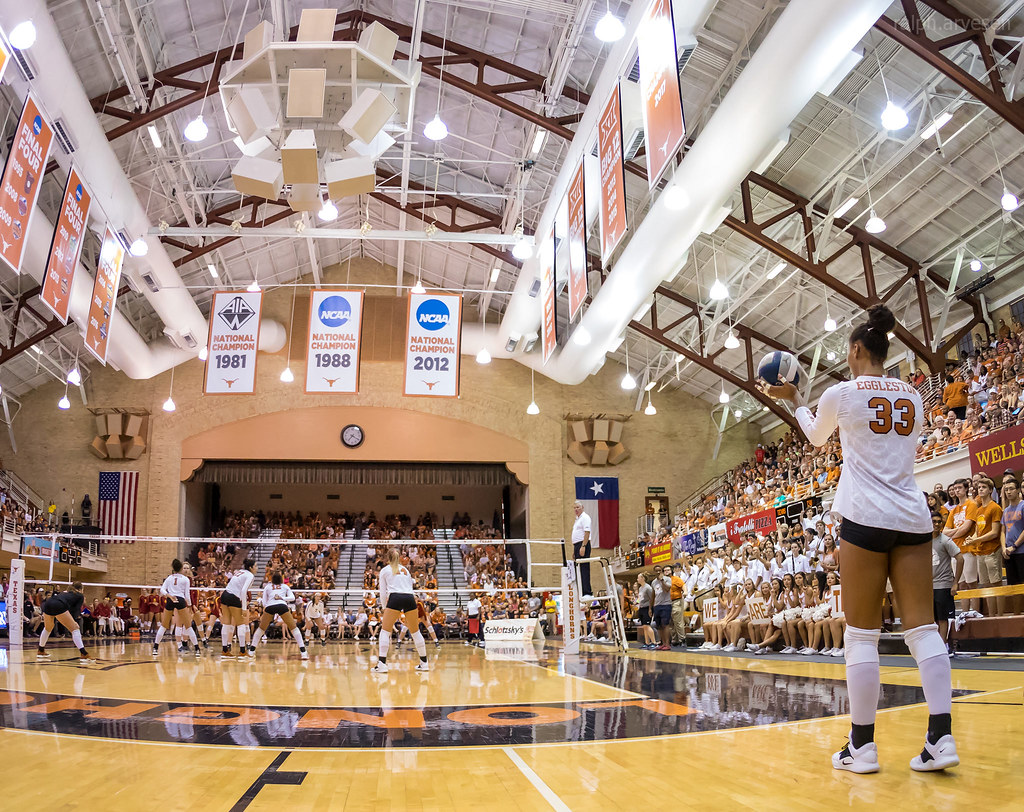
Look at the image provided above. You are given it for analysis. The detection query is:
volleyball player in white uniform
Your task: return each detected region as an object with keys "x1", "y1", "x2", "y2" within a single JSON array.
[
  {"x1": 247, "y1": 572, "x2": 309, "y2": 660},
  {"x1": 153, "y1": 558, "x2": 200, "y2": 657},
  {"x1": 372, "y1": 548, "x2": 429, "y2": 673},
  {"x1": 218, "y1": 558, "x2": 255, "y2": 658},
  {"x1": 762, "y1": 304, "x2": 957, "y2": 774},
  {"x1": 307, "y1": 593, "x2": 328, "y2": 647}
]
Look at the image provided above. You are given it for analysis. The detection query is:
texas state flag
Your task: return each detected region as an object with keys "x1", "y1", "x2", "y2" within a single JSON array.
[{"x1": 575, "y1": 476, "x2": 620, "y2": 549}]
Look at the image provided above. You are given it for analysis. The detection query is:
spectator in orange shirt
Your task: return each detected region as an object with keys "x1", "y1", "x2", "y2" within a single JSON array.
[
  {"x1": 964, "y1": 478, "x2": 1003, "y2": 615},
  {"x1": 942, "y1": 374, "x2": 969, "y2": 420},
  {"x1": 670, "y1": 562, "x2": 688, "y2": 649}
]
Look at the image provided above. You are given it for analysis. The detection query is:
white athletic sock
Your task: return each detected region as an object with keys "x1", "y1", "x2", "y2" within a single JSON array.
[
  {"x1": 154, "y1": 625, "x2": 165, "y2": 644},
  {"x1": 411, "y1": 630, "x2": 427, "y2": 659},
  {"x1": 844, "y1": 625, "x2": 881, "y2": 726},
  {"x1": 221, "y1": 624, "x2": 234, "y2": 648},
  {"x1": 39, "y1": 628, "x2": 50, "y2": 647},
  {"x1": 251, "y1": 628, "x2": 264, "y2": 649},
  {"x1": 71, "y1": 629, "x2": 84, "y2": 650},
  {"x1": 186, "y1": 627, "x2": 199, "y2": 647},
  {"x1": 378, "y1": 629, "x2": 391, "y2": 662},
  {"x1": 237, "y1": 624, "x2": 248, "y2": 649},
  {"x1": 904, "y1": 623, "x2": 953, "y2": 716},
  {"x1": 291, "y1": 626, "x2": 306, "y2": 650}
]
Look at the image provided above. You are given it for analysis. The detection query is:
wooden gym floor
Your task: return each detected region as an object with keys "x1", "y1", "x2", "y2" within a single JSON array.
[{"x1": 0, "y1": 638, "x2": 1021, "y2": 810}]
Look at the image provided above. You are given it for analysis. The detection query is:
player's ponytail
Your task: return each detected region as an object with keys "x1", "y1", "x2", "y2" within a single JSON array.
[
  {"x1": 850, "y1": 304, "x2": 895, "y2": 364},
  {"x1": 388, "y1": 547, "x2": 401, "y2": 569}
]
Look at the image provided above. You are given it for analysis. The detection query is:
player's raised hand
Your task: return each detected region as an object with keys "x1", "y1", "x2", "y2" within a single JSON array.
[{"x1": 757, "y1": 377, "x2": 799, "y2": 404}]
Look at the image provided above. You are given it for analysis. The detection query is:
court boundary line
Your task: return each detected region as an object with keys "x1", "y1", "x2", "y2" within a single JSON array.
[{"x1": 503, "y1": 747, "x2": 571, "y2": 812}]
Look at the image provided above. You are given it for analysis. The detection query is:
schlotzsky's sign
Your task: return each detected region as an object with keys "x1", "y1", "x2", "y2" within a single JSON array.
[
  {"x1": 483, "y1": 618, "x2": 545, "y2": 643},
  {"x1": 968, "y1": 423, "x2": 1024, "y2": 478},
  {"x1": 726, "y1": 508, "x2": 778, "y2": 544}
]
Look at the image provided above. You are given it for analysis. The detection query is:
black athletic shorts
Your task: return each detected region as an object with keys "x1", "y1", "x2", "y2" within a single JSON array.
[
  {"x1": 42, "y1": 598, "x2": 67, "y2": 616},
  {"x1": 219, "y1": 591, "x2": 242, "y2": 609},
  {"x1": 932, "y1": 588, "x2": 956, "y2": 622},
  {"x1": 638, "y1": 607, "x2": 652, "y2": 626},
  {"x1": 164, "y1": 596, "x2": 188, "y2": 611},
  {"x1": 264, "y1": 603, "x2": 289, "y2": 616},
  {"x1": 386, "y1": 593, "x2": 417, "y2": 612},
  {"x1": 839, "y1": 517, "x2": 931, "y2": 553}
]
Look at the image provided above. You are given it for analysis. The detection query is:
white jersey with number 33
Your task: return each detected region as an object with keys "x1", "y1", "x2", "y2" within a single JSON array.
[{"x1": 795, "y1": 375, "x2": 930, "y2": 534}]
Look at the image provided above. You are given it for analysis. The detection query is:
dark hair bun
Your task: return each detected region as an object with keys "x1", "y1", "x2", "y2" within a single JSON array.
[{"x1": 866, "y1": 304, "x2": 896, "y2": 334}]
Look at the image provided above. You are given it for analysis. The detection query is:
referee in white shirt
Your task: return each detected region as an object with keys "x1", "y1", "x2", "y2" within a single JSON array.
[{"x1": 572, "y1": 500, "x2": 593, "y2": 597}]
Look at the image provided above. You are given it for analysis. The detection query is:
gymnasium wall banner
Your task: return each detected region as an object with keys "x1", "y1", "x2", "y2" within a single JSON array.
[
  {"x1": 725, "y1": 507, "x2": 778, "y2": 544},
  {"x1": 0, "y1": 36, "x2": 9, "y2": 83},
  {"x1": 0, "y1": 93, "x2": 54, "y2": 275},
  {"x1": 968, "y1": 422, "x2": 1024, "y2": 478},
  {"x1": 566, "y1": 160, "x2": 588, "y2": 320},
  {"x1": 637, "y1": 0, "x2": 686, "y2": 187},
  {"x1": 644, "y1": 540, "x2": 673, "y2": 566},
  {"x1": 305, "y1": 290, "x2": 364, "y2": 393},
  {"x1": 598, "y1": 82, "x2": 628, "y2": 261},
  {"x1": 678, "y1": 529, "x2": 707, "y2": 555},
  {"x1": 540, "y1": 230, "x2": 557, "y2": 364},
  {"x1": 83, "y1": 227, "x2": 124, "y2": 364},
  {"x1": 404, "y1": 292, "x2": 461, "y2": 397},
  {"x1": 204, "y1": 290, "x2": 263, "y2": 394},
  {"x1": 41, "y1": 167, "x2": 92, "y2": 323},
  {"x1": 707, "y1": 522, "x2": 727, "y2": 549}
]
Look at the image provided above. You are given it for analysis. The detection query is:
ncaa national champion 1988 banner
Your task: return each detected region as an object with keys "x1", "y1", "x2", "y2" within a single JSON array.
[
  {"x1": 41, "y1": 167, "x2": 91, "y2": 324},
  {"x1": 204, "y1": 290, "x2": 263, "y2": 394},
  {"x1": 305, "y1": 290, "x2": 363, "y2": 393},
  {"x1": 404, "y1": 292, "x2": 462, "y2": 397},
  {"x1": 83, "y1": 227, "x2": 125, "y2": 365}
]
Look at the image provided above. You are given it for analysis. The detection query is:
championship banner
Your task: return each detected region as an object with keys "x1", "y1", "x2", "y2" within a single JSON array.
[
  {"x1": 637, "y1": 0, "x2": 687, "y2": 187},
  {"x1": 566, "y1": 160, "x2": 588, "y2": 320},
  {"x1": 968, "y1": 422, "x2": 1024, "y2": 478},
  {"x1": 644, "y1": 540, "x2": 672, "y2": 566},
  {"x1": 204, "y1": 290, "x2": 263, "y2": 394},
  {"x1": 0, "y1": 93, "x2": 54, "y2": 274},
  {"x1": 41, "y1": 167, "x2": 92, "y2": 323},
  {"x1": 540, "y1": 230, "x2": 557, "y2": 364},
  {"x1": 0, "y1": 36, "x2": 10, "y2": 84},
  {"x1": 305, "y1": 290, "x2": 363, "y2": 393},
  {"x1": 598, "y1": 83, "x2": 628, "y2": 261},
  {"x1": 83, "y1": 227, "x2": 124, "y2": 364},
  {"x1": 404, "y1": 292, "x2": 461, "y2": 397},
  {"x1": 726, "y1": 508, "x2": 778, "y2": 544}
]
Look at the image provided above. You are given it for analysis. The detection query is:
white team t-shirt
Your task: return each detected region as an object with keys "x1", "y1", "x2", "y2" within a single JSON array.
[
  {"x1": 378, "y1": 564, "x2": 415, "y2": 605},
  {"x1": 262, "y1": 583, "x2": 295, "y2": 609},
  {"x1": 572, "y1": 511, "x2": 592, "y2": 544},
  {"x1": 224, "y1": 570, "x2": 254, "y2": 605},
  {"x1": 796, "y1": 375, "x2": 930, "y2": 533},
  {"x1": 160, "y1": 573, "x2": 190, "y2": 601}
]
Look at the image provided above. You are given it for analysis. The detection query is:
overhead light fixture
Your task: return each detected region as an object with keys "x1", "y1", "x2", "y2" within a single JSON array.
[
  {"x1": 594, "y1": 3, "x2": 625, "y2": 42},
  {"x1": 198, "y1": 346, "x2": 208, "y2": 361},
  {"x1": 318, "y1": 198, "x2": 339, "y2": 222},
  {"x1": 826, "y1": 350, "x2": 837, "y2": 361},
  {"x1": 887, "y1": 331, "x2": 895, "y2": 340},
  {"x1": 833, "y1": 196, "x2": 859, "y2": 218},
  {"x1": 9, "y1": 20, "x2": 36, "y2": 50},
  {"x1": 129, "y1": 237, "x2": 149, "y2": 257},
  {"x1": 621, "y1": 345, "x2": 636, "y2": 391},
  {"x1": 644, "y1": 396, "x2": 657, "y2": 416},
  {"x1": 489, "y1": 267, "x2": 501, "y2": 283},
  {"x1": 162, "y1": 396, "x2": 176, "y2": 412},
  {"x1": 58, "y1": 393, "x2": 71, "y2": 410},
  {"x1": 247, "y1": 280, "x2": 261, "y2": 292},
  {"x1": 573, "y1": 326, "x2": 592, "y2": 346},
  {"x1": 920, "y1": 111, "x2": 953, "y2": 140},
  {"x1": 675, "y1": 353, "x2": 685, "y2": 363},
  {"x1": 511, "y1": 226, "x2": 533, "y2": 260},
  {"x1": 147, "y1": 125, "x2": 163, "y2": 149},
  {"x1": 865, "y1": 210, "x2": 886, "y2": 234},
  {"x1": 766, "y1": 261, "x2": 786, "y2": 280},
  {"x1": 970, "y1": 258, "x2": 982, "y2": 272},
  {"x1": 762, "y1": 405, "x2": 769, "y2": 412},
  {"x1": 733, "y1": 409, "x2": 741, "y2": 419},
  {"x1": 280, "y1": 366, "x2": 294, "y2": 383},
  {"x1": 724, "y1": 330, "x2": 740, "y2": 350},
  {"x1": 664, "y1": 185, "x2": 690, "y2": 211},
  {"x1": 824, "y1": 315, "x2": 837, "y2": 332},
  {"x1": 531, "y1": 130, "x2": 546, "y2": 155},
  {"x1": 476, "y1": 347, "x2": 491, "y2": 365},
  {"x1": 207, "y1": 263, "x2": 219, "y2": 278},
  {"x1": 424, "y1": 113, "x2": 448, "y2": 141},
  {"x1": 719, "y1": 387, "x2": 730, "y2": 404},
  {"x1": 1001, "y1": 188, "x2": 1019, "y2": 212},
  {"x1": 184, "y1": 114, "x2": 208, "y2": 143},
  {"x1": 411, "y1": 279, "x2": 425, "y2": 294},
  {"x1": 527, "y1": 368, "x2": 540, "y2": 415},
  {"x1": 880, "y1": 100, "x2": 909, "y2": 131},
  {"x1": 644, "y1": 379, "x2": 657, "y2": 392},
  {"x1": 66, "y1": 368, "x2": 81, "y2": 386},
  {"x1": 709, "y1": 278, "x2": 729, "y2": 300}
]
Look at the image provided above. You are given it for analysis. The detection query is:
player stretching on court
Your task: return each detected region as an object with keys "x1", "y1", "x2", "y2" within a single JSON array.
[
  {"x1": 37, "y1": 582, "x2": 94, "y2": 663},
  {"x1": 218, "y1": 558, "x2": 255, "y2": 658},
  {"x1": 372, "y1": 548, "x2": 429, "y2": 673},
  {"x1": 153, "y1": 559, "x2": 201, "y2": 658},
  {"x1": 761, "y1": 304, "x2": 957, "y2": 774},
  {"x1": 247, "y1": 573, "x2": 309, "y2": 660}
]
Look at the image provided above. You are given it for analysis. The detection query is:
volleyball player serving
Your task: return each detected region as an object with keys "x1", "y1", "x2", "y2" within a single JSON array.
[
  {"x1": 372, "y1": 548, "x2": 430, "y2": 673},
  {"x1": 759, "y1": 304, "x2": 957, "y2": 774},
  {"x1": 218, "y1": 558, "x2": 255, "y2": 658},
  {"x1": 37, "y1": 581, "x2": 94, "y2": 664},
  {"x1": 247, "y1": 573, "x2": 309, "y2": 660},
  {"x1": 153, "y1": 559, "x2": 200, "y2": 657}
]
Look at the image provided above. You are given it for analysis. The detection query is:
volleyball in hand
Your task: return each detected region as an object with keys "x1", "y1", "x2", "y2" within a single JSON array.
[{"x1": 757, "y1": 350, "x2": 801, "y2": 386}]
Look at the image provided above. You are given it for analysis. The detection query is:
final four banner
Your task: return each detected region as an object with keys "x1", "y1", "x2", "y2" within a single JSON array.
[
  {"x1": 41, "y1": 166, "x2": 92, "y2": 324},
  {"x1": 305, "y1": 289, "x2": 364, "y2": 393},
  {"x1": 404, "y1": 292, "x2": 462, "y2": 398},
  {"x1": 204, "y1": 290, "x2": 263, "y2": 394},
  {"x1": 83, "y1": 227, "x2": 124, "y2": 365}
]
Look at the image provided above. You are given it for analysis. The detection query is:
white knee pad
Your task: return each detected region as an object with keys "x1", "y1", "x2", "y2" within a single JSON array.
[
  {"x1": 844, "y1": 625, "x2": 881, "y2": 667},
  {"x1": 904, "y1": 623, "x2": 946, "y2": 662}
]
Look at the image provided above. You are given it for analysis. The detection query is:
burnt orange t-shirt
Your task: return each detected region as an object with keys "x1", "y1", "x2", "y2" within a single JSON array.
[
  {"x1": 943, "y1": 381, "x2": 969, "y2": 408},
  {"x1": 968, "y1": 500, "x2": 1003, "y2": 555}
]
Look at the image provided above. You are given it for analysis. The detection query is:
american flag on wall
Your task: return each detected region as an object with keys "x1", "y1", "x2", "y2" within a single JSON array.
[{"x1": 98, "y1": 471, "x2": 139, "y2": 541}]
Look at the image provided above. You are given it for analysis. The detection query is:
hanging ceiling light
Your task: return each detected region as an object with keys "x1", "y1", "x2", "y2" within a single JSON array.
[
  {"x1": 198, "y1": 346, "x2": 208, "y2": 361},
  {"x1": 970, "y1": 258, "x2": 983, "y2": 272},
  {"x1": 411, "y1": 279, "x2": 426, "y2": 294},
  {"x1": 9, "y1": 20, "x2": 37, "y2": 50},
  {"x1": 594, "y1": 2, "x2": 625, "y2": 42},
  {"x1": 709, "y1": 278, "x2": 729, "y2": 300},
  {"x1": 511, "y1": 225, "x2": 533, "y2": 260},
  {"x1": 129, "y1": 237, "x2": 149, "y2": 257},
  {"x1": 280, "y1": 366, "x2": 294, "y2": 383},
  {"x1": 162, "y1": 396, "x2": 176, "y2": 412},
  {"x1": 247, "y1": 280, "x2": 261, "y2": 292},
  {"x1": 664, "y1": 185, "x2": 690, "y2": 211},
  {"x1": 423, "y1": 113, "x2": 448, "y2": 141},
  {"x1": 58, "y1": 393, "x2": 71, "y2": 410},
  {"x1": 644, "y1": 396, "x2": 657, "y2": 416},
  {"x1": 621, "y1": 345, "x2": 636, "y2": 391},
  {"x1": 719, "y1": 387, "x2": 730, "y2": 404},
  {"x1": 880, "y1": 100, "x2": 908, "y2": 131},
  {"x1": 318, "y1": 198, "x2": 339, "y2": 222},
  {"x1": 183, "y1": 114, "x2": 208, "y2": 143},
  {"x1": 724, "y1": 330, "x2": 740, "y2": 349},
  {"x1": 826, "y1": 350, "x2": 837, "y2": 361},
  {"x1": 865, "y1": 210, "x2": 886, "y2": 234},
  {"x1": 1001, "y1": 188, "x2": 1019, "y2": 212},
  {"x1": 824, "y1": 315, "x2": 837, "y2": 332},
  {"x1": 476, "y1": 347, "x2": 491, "y2": 364},
  {"x1": 526, "y1": 368, "x2": 540, "y2": 414},
  {"x1": 573, "y1": 326, "x2": 592, "y2": 346},
  {"x1": 66, "y1": 368, "x2": 81, "y2": 386},
  {"x1": 733, "y1": 408, "x2": 742, "y2": 419}
]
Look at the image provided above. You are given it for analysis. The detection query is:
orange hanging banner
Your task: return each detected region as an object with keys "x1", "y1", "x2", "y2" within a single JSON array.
[
  {"x1": 566, "y1": 160, "x2": 588, "y2": 321},
  {"x1": 0, "y1": 36, "x2": 10, "y2": 84},
  {"x1": 84, "y1": 228, "x2": 125, "y2": 365},
  {"x1": 541, "y1": 230, "x2": 557, "y2": 364},
  {"x1": 0, "y1": 93, "x2": 54, "y2": 274},
  {"x1": 598, "y1": 83, "x2": 628, "y2": 261},
  {"x1": 40, "y1": 167, "x2": 92, "y2": 324},
  {"x1": 637, "y1": 0, "x2": 687, "y2": 188}
]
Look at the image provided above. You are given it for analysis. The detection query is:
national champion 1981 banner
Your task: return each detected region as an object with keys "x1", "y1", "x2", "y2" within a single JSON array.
[
  {"x1": 204, "y1": 290, "x2": 263, "y2": 394},
  {"x1": 41, "y1": 167, "x2": 92, "y2": 323},
  {"x1": 305, "y1": 290, "x2": 364, "y2": 394},
  {"x1": 83, "y1": 227, "x2": 125, "y2": 364},
  {"x1": 540, "y1": 229, "x2": 557, "y2": 364},
  {"x1": 598, "y1": 82, "x2": 628, "y2": 261},
  {"x1": 0, "y1": 93, "x2": 54, "y2": 274},
  {"x1": 566, "y1": 160, "x2": 588, "y2": 322},
  {"x1": 637, "y1": 0, "x2": 687, "y2": 187},
  {"x1": 404, "y1": 292, "x2": 462, "y2": 397}
]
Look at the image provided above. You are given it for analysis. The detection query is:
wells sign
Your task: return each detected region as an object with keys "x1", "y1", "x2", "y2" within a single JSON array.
[{"x1": 968, "y1": 423, "x2": 1024, "y2": 478}]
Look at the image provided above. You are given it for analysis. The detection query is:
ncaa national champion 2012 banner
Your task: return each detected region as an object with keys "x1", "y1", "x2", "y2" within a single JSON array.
[
  {"x1": 404, "y1": 292, "x2": 461, "y2": 397},
  {"x1": 41, "y1": 167, "x2": 92, "y2": 324},
  {"x1": 566, "y1": 160, "x2": 588, "y2": 321},
  {"x1": 637, "y1": 0, "x2": 687, "y2": 188},
  {"x1": 83, "y1": 227, "x2": 125, "y2": 365},
  {"x1": 598, "y1": 82, "x2": 628, "y2": 261},
  {"x1": 0, "y1": 93, "x2": 54, "y2": 275},
  {"x1": 305, "y1": 290, "x2": 363, "y2": 393},
  {"x1": 205, "y1": 290, "x2": 263, "y2": 394}
]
